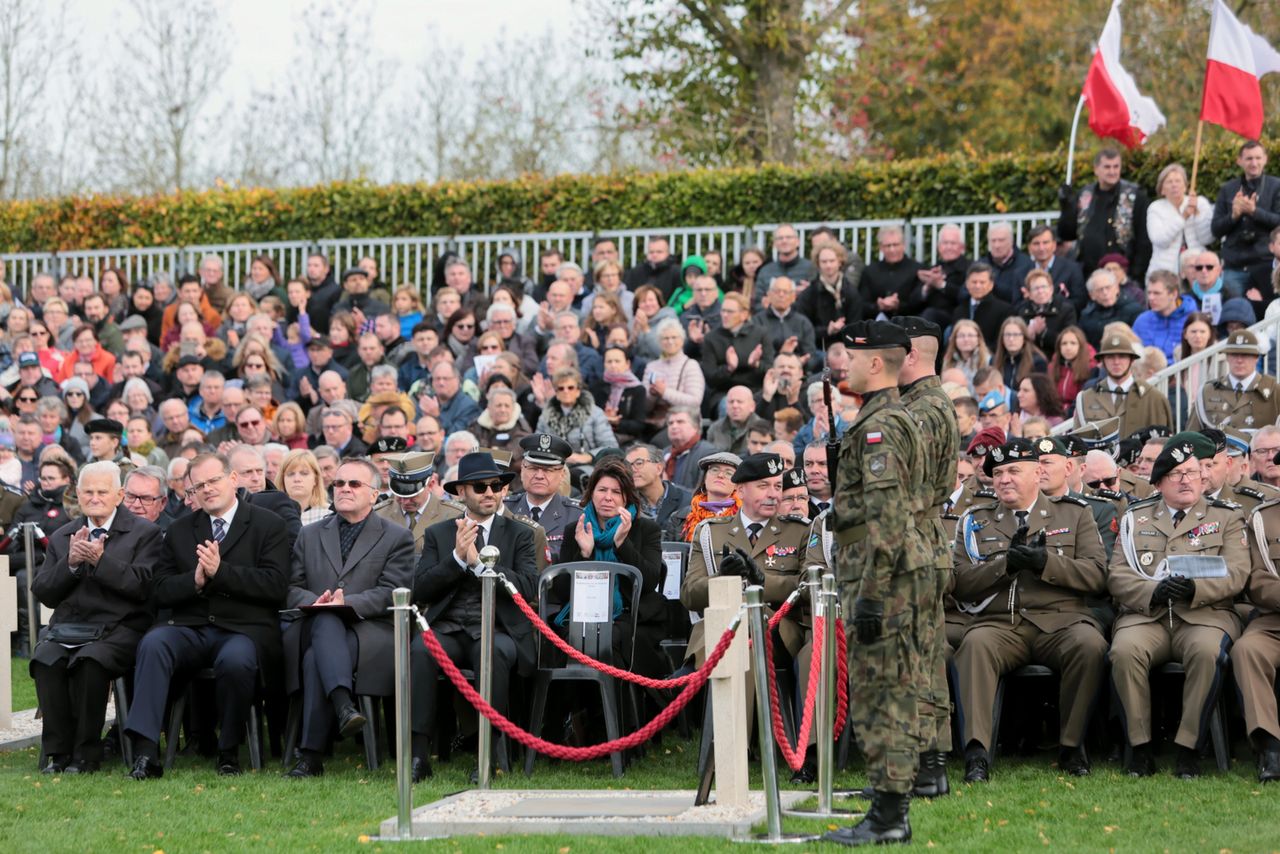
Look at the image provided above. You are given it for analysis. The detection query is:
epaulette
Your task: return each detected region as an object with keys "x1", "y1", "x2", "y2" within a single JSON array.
[
  {"x1": 1126, "y1": 494, "x2": 1160, "y2": 510},
  {"x1": 1210, "y1": 497, "x2": 1242, "y2": 511},
  {"x1": 372, "y1": 496, "x2": 394, "y2": 512},
  {"x1": 971, "y1": 500, "x2": 1001, "y2": 513},
  {"x1": 975, "y1": 487, "x2": 997, "y2": 499},
  {"x1": 778, "y1": 513, "x2": 810, "y2": 525},
  {"x1": 705, "y1": 514, "x2": 735, "y2": 524},
  {"x1": 1094, "y1": 488, "x2": 1126, "y2": 500},
  {"x1": 442, "y1": 497, "x2": 467, "y2": 512},
  {"x1": 508, "y1": 512, "x2": 538, "y2": 529},
  {"x1": 1051, "y1": 494, "x2": 1089, "y2": 507},
  {"x1": 1234, "y1": 485, "x2": 1266, "y2": 501}
]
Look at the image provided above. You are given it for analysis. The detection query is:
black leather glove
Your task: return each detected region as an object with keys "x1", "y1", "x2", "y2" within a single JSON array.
[
  {"x1": 1150, "y1": 578, "x2": 1178, "y2": 607},
  {"x1": 718, "y1": 546, "x2": 764, "y2": 586},
  {"x1": 1008, "y1": 531, "x2": 1048, "y2": 576},
  {"x1": 853, "y1": 597, "x2": 884, "y2": 644},
  {"x1": 1167, "y1": 576, "x2": 1196, "y2": 604},
  {"x1": 1058, "y1": 183, "x2": 1073, "y2": 205},
  {"x1": 1009, "y1": 526, "x2": 1029, "y2": 550}
]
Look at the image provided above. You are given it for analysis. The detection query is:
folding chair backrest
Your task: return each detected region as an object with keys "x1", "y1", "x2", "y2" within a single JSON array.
[{"x1": 537, "y1": 561, "x2": 643, "y2": 665}]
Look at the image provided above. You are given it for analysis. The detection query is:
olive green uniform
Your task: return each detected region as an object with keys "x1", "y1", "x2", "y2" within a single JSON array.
[
  {"x1": 952, "y1": 494, "x2": 1108, "y2": 753},
  {"x1": 1188, "y1": 373, "x2": 1280, "y2": 433},
  {"x1": 832, "y1": 387, "x2": 932, "y2": 794},
  {"x1": 1234, "y1": 499, "x2": 1280, "y2": 744},
  {"x1": 1072, "y1": 378, "x2": 1173, "y2": 439},
  {"x1": 377, "y1": 493, "x2": 464, "y2": 556},
  {"x1": 1108, "y1": 496, "x2": 1250, "y2": 749}
]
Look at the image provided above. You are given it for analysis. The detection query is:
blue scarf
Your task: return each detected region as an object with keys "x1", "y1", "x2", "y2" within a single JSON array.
[{"x1": 553, "y1": 503, "x2": 635, "y2": 626}]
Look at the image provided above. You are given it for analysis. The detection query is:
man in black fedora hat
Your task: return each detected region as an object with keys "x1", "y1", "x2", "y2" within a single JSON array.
[{"x1": 409, "y1": 452, "x2": 538, "y2": 782}]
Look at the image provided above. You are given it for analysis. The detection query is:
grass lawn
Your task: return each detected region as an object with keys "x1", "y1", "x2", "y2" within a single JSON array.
[{"x1": 10, "y1": 657, "x2": 36, "y2": 712}]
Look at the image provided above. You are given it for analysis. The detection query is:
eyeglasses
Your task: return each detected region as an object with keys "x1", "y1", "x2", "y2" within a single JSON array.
[
  {"x1": 332, "y1": 478, "x2": 373, "y2": 491},
  {"x1": 237, "y1": 418, "x2": 262, "y2": 429},
  {"x1": 1251, "y1": 447, "x2": 1280, "y2": 457},
  {"x1": 468, "y1": 481, "x2": 505, "y2": 494},
  {"x1": 185, "y1": 472, "x2": 226, "y2": 496},
  {"x1": 627, "y1": 458, "x2": 656, "y2": 469},
  {"x1": 1165, "y1": 471, "x2": 1201, "y2": 483},
  {"x1": 124, "y1": 492, "x2": 163, "y2": 505},
  {"x1": 1193, "y1": 264, "x2": 1219, "y2": 271}
]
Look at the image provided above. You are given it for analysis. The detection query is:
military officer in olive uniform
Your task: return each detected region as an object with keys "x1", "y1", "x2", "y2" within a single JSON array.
[
  {"x1": 682, "y1": 452, "x2": 809, "y2": 668},
  {"x1": 1234, "y1": 492, "x2": 1280, "y2": 783},
  {"x1": 952, "y1": 438, "x2": 1108, "y2": 781},
  {"x1": 377, "y1": 452, "x2": 464, "y2": 555},
  {"x1": 1108, "y1": 434, "x2": 1250, "y2": 778},
  {"x1": 1072, "y1": 335, "x2": 1173, "y2": 437},
  {"x1": 1222, "y1": 427, "x2": 1280, "y2": 512},
  {"x1": 892, "y1": 315, "x2": 961, "y2": 798},
  {"x1": 1189, "y1": 330, "x2": 1280, "y2": 433},
  {"x1": 1037, "y1": 436, "x2": 1119, "y2": 561},
  {"x1": 821, "y1": 321, "x2": 931, "y2": 848}
]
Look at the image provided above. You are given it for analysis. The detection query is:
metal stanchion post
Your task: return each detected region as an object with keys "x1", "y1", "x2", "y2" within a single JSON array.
[
  {"x1": 476, "y1": 545, "x2": 501, "y2": 789},
  {"x1": 819, "y1": 574, "x2": 840, "y2": 808},
  {"x1": 392, "y1": 587, "x2": 413, "y2": 840},
  {"x1": 741, "y1": 585, "x2": 816, "y2": 844},
  {"x1": 23, "y1": 523, "x2": 37, "y2": 652}
]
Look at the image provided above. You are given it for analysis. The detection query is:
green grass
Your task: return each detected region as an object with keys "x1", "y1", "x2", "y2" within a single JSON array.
[
  {"x1": 1, "y1": 729, "x2": 1279, "y2": 853},
  {"x1": 10, "y1": 657, "x2": 36, "y2": 713}
]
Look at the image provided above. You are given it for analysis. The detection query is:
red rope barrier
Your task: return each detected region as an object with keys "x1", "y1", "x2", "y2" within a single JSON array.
[
  {"x1": 418, "y1": 609, "x2": 743, "y2": 761},
  {"x1": 764, "y1": 597, "x2": 821, "y2": 772},
  {"x1": 834, "y1": 618, "x2": 849, "y2": 737},
  {"x1": 504, "y1": 586, "x2": 710, "y2": 690}
]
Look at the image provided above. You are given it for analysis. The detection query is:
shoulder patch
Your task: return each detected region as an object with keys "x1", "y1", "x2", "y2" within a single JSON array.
[
  {"x1": 1051, "y1": 494, "x2": 1089, "y2": 507},
  {"x1": 442, "y1": 497, "x2": 467, "y2": 511},
  {"x1": 975, "y1": 487, "x2": 997, "y2": 499},
  {"x1": 1235, "y1": 486, "x2": 1265, "y2": 501},
  {"x1": 1094, "y1": 488, "x2": 1125, "y2": 500},
  {"x1": 509, "y1": 512, "x2": 538, "y2": 529},
  {"x1": 1210, "y1": 498, "x2": 1241, "y2": 510}
]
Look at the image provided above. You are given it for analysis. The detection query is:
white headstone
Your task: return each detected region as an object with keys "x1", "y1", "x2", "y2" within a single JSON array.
[
  {"x1": 705, "y1": 577, "x2": 748, "y2": 808},
  {"x1": 0, "y1": 558, "x2": 16, "y2": 729}
]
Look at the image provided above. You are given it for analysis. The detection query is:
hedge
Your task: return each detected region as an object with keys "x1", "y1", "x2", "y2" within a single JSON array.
[{"x1": 0, "y1": 141, "x2": 1266, "y2": 252}]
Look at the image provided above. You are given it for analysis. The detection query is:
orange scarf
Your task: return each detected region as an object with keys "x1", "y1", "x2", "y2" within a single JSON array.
[{"x1": 680, "y1": 491, "x2": 741, "y2": 541}]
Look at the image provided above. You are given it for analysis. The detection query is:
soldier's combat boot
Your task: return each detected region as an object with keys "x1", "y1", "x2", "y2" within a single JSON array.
[
  {"x1": 821, "y1": 791, "x2": 912, "y2": 846},
  {"x1": 913, "y1": 750, "x2": 950, "y2": 798}
]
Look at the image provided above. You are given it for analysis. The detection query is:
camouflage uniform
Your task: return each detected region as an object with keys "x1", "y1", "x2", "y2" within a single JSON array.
[
  {"x1": 899, "y1": 375, "x2": 960, "y2": 756},
  {"x1": 832, "y1": 386, "x2": 931, "y2": 794}
]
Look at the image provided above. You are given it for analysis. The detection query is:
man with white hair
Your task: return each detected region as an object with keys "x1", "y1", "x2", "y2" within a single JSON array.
[
  {"x1": 484, "y1": 302, "x2": 538, "y2": 374},
  {"x1": 199, "y1": 254, "x2": 233, "y2": 313},
  {"x1": 229, "y1": 444, "x2": 302, "y2": 551},
  {"x1": 859, "y1": 225, "x2": 920, "y2": 321},
  {"x1": 443, "y1": 430, "x2": 480, "y2": 469},
  {"x1": 791, "y1": 381, "x2": 845, "y2": 456},
  {"x1": 1250, "y1": 425, "x2": 1280, "y2": 489},
  {"x1": 915, "y1": 223, "x2": 972, "y2": 325},
  {"x1": 980, "y1": 221, "x2": 1035, "y2": 304},
  {"x1": 1078, "y1": 268, "x2": 1142, "y2": 349},
  {"x1": 123, "y1": 465, "x2": 169, "y2": 526}
]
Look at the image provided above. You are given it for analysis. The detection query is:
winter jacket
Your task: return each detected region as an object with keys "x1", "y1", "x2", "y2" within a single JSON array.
[
  {"x1": 1132, "y1": 295, "x2": 1199, "y2": 362},
  {"x1": 535, "y1": 391, "x2": 618, "y2": 454}
]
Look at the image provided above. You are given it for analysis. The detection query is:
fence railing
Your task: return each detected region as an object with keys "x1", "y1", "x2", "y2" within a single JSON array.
[
  {"x1": 0, "y1": 210, "x2": 1060, "y2": 298},
  {"x1": 1052, "y1": 311, "x2": 1280, "y2": 436}
]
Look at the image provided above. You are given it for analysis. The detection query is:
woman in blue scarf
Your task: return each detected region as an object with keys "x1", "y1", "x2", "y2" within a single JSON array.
[{"x1": 559, "y1": 458, "x2": 666, "y2": 678}]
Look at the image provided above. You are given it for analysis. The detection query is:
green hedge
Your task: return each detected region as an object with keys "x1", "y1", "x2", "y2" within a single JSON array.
[{"x1": 0, "y1": 141, "x2": 1264, "y2": 252}]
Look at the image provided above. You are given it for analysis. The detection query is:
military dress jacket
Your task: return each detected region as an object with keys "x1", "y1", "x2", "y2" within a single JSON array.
[
  {"x1": 1188, "y1": 372, "x2": 1280, "y2": 433},
  {"x1": 376, "y1": 493, "x2": 465, "y2": 556},
  {"x1": 1072, "y1": 379, "x2": 1173, "y2": 437},
  {"x1": 952, "y1": 492, "x2": 1107, "y2": 633},
  {"x1": 1229, "y1": 480, "x2": 1280, "y2": 515},
  {"x1": 1108, "y1": 496, "x2": 1249, "y2": 637},
  {"x1": 1245, "y1": 499, "x2": 1280, "y2": 633}
]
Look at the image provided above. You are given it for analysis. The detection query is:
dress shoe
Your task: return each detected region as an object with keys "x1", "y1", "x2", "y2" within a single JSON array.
[
  {"x1": 128, "y1": 755, "x2": 163, "y2": 780},
  {"x1": 336, "y1": 704, "x2": 367, "y2": 739},
  {"x1": 1125, "y1": 744, "x2": 1155, "y2": 778},
  {"x1": 1258, "y1": 748, "x2": 1280, "y2": 783},
  {"x1": 821, "y1": 791, "x2": 912, "y2": 846},
  {"x1": 1174, "y1": 746, "x2": 1200, "y2": 780},
  {"x1": 789, "y1": 761, "x2": 817, "y2": 785},
  {"x1": 63, "y1": 759, "x2": 101, "y2": 775},
  {"x1": 1058, "y1": 745, "x2": 1090, "y2": 777},
  {"x1": 286, "y1": 756, "x2": 324, "y2": 778},
  {"x1": 412, "y1": 756, "x2": 433, "y2": 783},
  {"x1": 41, "y1": 755, "x2": 68, "y2": 774},
  {"x1": 217, "y1": 752, "x2": 242, "y2": 776},
  {"x1": 963, "y1": 750, "x2": 989, "y2": 783}
]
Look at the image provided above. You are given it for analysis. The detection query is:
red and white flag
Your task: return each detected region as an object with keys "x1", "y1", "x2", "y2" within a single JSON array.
[
  {"x1": 1201, "y1": 0, "x2": 1280, "y2": 139},
  {"x1": 1081, "y1": 1, "x2": 1166, "y2": 149}
]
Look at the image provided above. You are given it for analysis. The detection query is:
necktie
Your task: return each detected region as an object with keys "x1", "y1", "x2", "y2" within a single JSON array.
[
  {"x1": 339, "y1": 520, "x2": 363, "y2": 563},
  {"x1": 212, "y1": 518, "x2": 226, "y2": 543},
  {"x1": 1014, "y1": 510, "x2": 1029, "y2": 539},
  {"x1": 476, "y1": 525, "x2": 487, "y2": 551},
  {"x1": 817, "y1": 501, "x2": 830, "y2": 513},
  {"x1": 530, "y1": 506, "x2": 542, "y2": 524},
  {"x1": 747, "y1": 522, "x2": 763, "y2": 545},
  {"x1": 404, "y1": 510, "x2": 418, "y2": 529},
  {"x1": 90, "y1": 527, "x2": 107, "y2": 541},
  {"x1": 1172, "y1": 509, "x2": 1185, "y2": 528}
]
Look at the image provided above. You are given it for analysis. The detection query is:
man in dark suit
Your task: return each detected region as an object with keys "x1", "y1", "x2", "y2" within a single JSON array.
[
  {"x1": 410, "y1": 452, "x2": 538, "y2": 782},
  {"x1": 125, "y1": 452, "x2": 291, "y2": 779},
  {"x1": 504, "y1": 433, "x2": 582, "y2": 563},
  {"x1": 952, "y1": 262, "x2": 1012, "y2": 350},
  {"x1": 284, "y1": 459, "x2": 414, "y2": 777},
  {"x1": 31, "y1": 462, "x2": 163, "y2": 774},
  {"x1": 228, "y1": 444, "x2": 302, "y2": 551}
]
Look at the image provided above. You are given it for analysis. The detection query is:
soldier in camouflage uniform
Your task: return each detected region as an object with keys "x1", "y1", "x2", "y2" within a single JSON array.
[
  {"x1": 891, "y1": 316, "x2": 960, "y2": 798},
  {"x1": 821, "y1": 321, "x2": 931, "y2": 848}
]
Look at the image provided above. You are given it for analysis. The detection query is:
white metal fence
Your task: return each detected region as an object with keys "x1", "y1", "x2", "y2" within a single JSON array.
[{"x1": 0, "y1": 210, "x2": 1059, "y2": 298}]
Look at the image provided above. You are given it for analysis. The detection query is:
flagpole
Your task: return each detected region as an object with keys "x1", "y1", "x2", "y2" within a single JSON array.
[
  {"x1": 1066, "y1": 95, "x2": 1087, "y2": 185},
  {"x1": 1189, "y1": 119, "x2": 1205, "y2": 197}
]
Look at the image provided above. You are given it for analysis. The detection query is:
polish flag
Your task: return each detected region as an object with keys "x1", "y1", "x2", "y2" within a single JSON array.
[
  {"x1": 1201, "y1": 0, "x2": 1280, "y2": 139},
  {"x1": 1081, "y1": 1, "x2": 1166, "y2": 149}
]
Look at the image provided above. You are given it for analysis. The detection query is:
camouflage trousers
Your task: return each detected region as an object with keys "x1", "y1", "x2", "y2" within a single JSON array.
[
  {"x1": 918, "y1": 565, "x2": 952, "y2": 753},
  {"x1": 841, "y1": 567, "x2": 931, "y2": 794}
]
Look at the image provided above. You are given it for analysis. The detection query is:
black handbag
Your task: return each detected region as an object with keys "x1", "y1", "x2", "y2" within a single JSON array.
[{"x1": 45, "y1": 623, "x2": 105, "y2": 646}]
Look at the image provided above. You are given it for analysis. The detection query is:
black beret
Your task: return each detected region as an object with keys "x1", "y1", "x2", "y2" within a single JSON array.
[
  {"x1": 842, "y1": 320, "x2": 911, "y2": 352},
  {"x1": 1115, "y1": 437, "x2": 1143, "y2": 469},
  {"x1": 1127, "y1": 424, "x2": 1173, "y2": 444},
  {"x1": 1150, "y1": 439, "x2": 1208, "y2": 485},
  {"x1": 732, "y1": 452, "x2": 786, "y2": 484},
  {"x1": 369, "y1": 436, "x2": 408, "y2": 455},
  {"x1": 519, "y1": 432, "x2": 573, "y2": 467},
  {"x1": 889, "y1": 315, "x2": 943, "y2": 344},
  {"x1": 781, "y1": 467, "x2": 806, "y2": 490},
  {"x1": 1060, "y1": 435, "x2": 1090, "y2": 458},
  {"x1": 85, "y1": 418, "x2": 124, "y2": 437},
  {"x1": 982, "y1": 437, "x2": 1037, "y2": 477}
]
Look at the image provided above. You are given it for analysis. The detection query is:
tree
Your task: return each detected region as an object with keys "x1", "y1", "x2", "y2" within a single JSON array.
[
  {"x1": 91, "y1": 0, "x2": 231, "y2": 192},
  {"x1": 598, "y1": 0, "x2": 858, "y2": 167},
  {"x1": 0, "y1": 1, "x2": 67, "y2": 198}
]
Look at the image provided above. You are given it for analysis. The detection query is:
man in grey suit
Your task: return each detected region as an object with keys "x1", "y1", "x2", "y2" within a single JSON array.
[
  {"x1": 283, "y1": 458, "x2": 415, "y2": 778},
  {"x1": 504, "y1": 433, "x2": 582, "y2": 563}
]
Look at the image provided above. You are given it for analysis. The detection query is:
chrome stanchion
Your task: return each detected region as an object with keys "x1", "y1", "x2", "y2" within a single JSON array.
[
  {"x1": 391, "y1": 587, "x2": 414, "y2": 840},
  {"x1": 23, "y1": 522, "x2": 37, "y2": 652},
  {"x1": 476, "y1": 545, "x2": 500, "y2": 789},
  {"x1": 740, "y1": 585, "x2": 816, "y2": 844}
]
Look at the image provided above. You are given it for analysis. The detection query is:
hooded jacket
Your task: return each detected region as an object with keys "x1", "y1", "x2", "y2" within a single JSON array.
[{"x1": 1132, "y1": 294, "x2": 1199, "y2": 362}]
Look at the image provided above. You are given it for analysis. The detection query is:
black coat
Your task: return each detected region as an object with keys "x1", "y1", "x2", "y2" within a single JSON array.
[
  {"x1": 283, "y1": 511, "x2": 415, "y2": 697},
  {"x1": 31, "y1": 509, "x2": 164, "y2": 673},
  {"x1": 1015, "y1": 295, "x2": 1078, "y2": 355},
  {"x1": 558, "y1": 513, "x2": 667, "y2": 626},
  {"x1": 240, "y1": 486, "x2": 302, "y2": 554},
  {"x1": 589, "y1": 380, "x2": 649, "y2": 442},
  {"x1": 624, "y1": 256, "x2": 681, "y2": 302},
  {"x1": 1212, "y1": 173, "x2": 1280, "y2": 269},
  {"x1": 699, "y1": 321, "x2": 775, "y2": 407},
  {"x1": 414, "y1": 514, "x2": 539, "y2": 675},
  {"x1": 798, "y1": 276, "x2": 863, "y2": 350},
  {"x1": 952, "y1": 294, "x2": 1013, "y2": 351},
  {"x1": 150, "y1": 502, "x2": 291, "y2": 681}
]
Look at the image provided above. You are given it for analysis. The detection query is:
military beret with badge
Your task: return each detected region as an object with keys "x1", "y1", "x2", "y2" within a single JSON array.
[
  {"x1": 842, "y1": 320, "x2": 912, "y2": 352},
  {"x1": 966, "y1": 426, "x2": 1007, "y2": 459},
  {"x1": 1148, "y1": 433, "x2": 1215, "y2": 484},
  {"x1": 732, "y1": 452, "x2": 785, "y2": 484},
  {"x1": 781, "y1": 467, "x2": 807, "y2": 490},
  {"x1": 982, "y1": 437, "x2": 1037, "y2": 477}
]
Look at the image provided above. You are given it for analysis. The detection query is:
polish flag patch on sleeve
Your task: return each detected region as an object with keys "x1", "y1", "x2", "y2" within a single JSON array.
[{"x1": 866, "y1": 432, "x2": 882, "y2": 444}]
